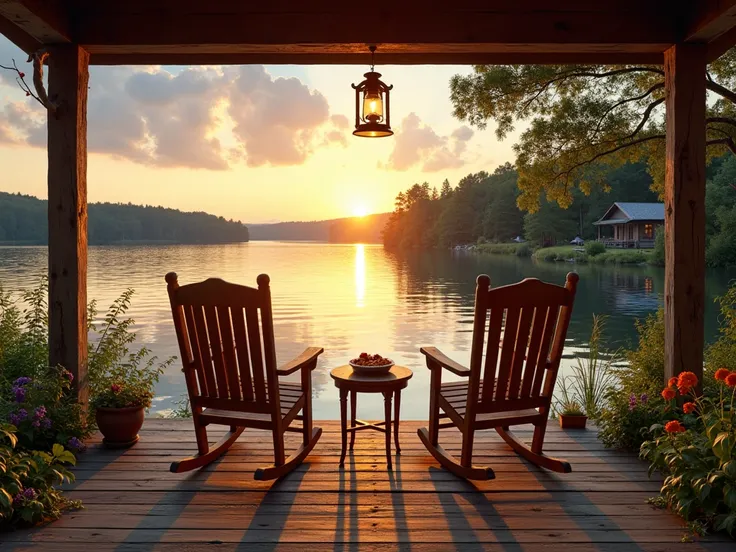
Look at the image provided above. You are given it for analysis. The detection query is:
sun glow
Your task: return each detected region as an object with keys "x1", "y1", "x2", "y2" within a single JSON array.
[{"x1": 352, "y1": 205, "x2": 370, "y2": 218}]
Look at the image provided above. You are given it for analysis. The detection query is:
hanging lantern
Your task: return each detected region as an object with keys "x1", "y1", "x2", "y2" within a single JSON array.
[{"x1": 352, "y1": 45, "x2": 393, "y2": 137}]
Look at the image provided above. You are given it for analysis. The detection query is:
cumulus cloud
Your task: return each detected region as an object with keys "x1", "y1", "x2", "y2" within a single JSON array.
[
  {"x1": 384, "y1": 113, "x2": 474, "y2": 172},
  {"x1": 0, "y1": 37, "x2": 347, "y2": 170}
]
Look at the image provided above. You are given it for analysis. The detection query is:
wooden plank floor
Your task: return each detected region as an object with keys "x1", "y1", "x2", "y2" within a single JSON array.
[{"x1": 1, "y1": 419, "x2": 733, "y2": 551}]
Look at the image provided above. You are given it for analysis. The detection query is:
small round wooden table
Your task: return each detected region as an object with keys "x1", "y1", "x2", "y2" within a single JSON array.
[{"x1": 330, "y1": 365, "x2": 413, "y2": 470}]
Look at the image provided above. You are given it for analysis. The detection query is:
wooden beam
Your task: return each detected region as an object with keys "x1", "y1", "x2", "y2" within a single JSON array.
[
  {"x1": 0, "y1": 10, "x2": 40, "y2": 53},
  {"x1": 47, "y1": 44, "x2": 89, "y2": 406},
  {"x1": 0, "y1": 0, "x2": 70, "y2": 44},
  {"x1": 686, "y1": 0, "x2": 736, "y2": 42},
  {"x1": 88, "y1": 50, "x2": 665, "y2": 67},
  {"x1": 663, "y1": 43, "x2": 706, "y2": 388}
]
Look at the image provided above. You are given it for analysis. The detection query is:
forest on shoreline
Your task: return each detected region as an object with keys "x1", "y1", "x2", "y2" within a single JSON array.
[
  {"x1": 382, "y1": 157, "x2": 736, "y2": 268},
  {"x1": 0, "y1": 192, "x2": 249, "y2": 245}
]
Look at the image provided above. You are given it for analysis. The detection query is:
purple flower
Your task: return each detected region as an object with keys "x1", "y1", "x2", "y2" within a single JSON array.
[
  {"x1": 640, "y1": 393, "x2": 649, "y2": 405},
  {"x1": 13, "y1": 488, "x2": 36, "y2": 506},
  {"x1": 67, "y1": 437, "x2": 86, "y2": 452},
  {"x1": 31, "y1": 419, "x2": 40, "y2": 428},
  {"x1": 34, "y1": 406, "x2": 47, "y2": 420},
  {"x1": 41, "y1": 418, "x2": 52, "y2": 430},
  {"x1": 628, "y1": 393, "x2": 637, "y2": 411},
  {"x1": 12, "y1": 386, "x2": 26, "y2": 403},
  {"x1": 62, "y1": 370, "x2": 74, "y2": 382},
  {"x1": 7, "y1": 409, "x2": 26, "y2": 426},
  {"x1": 13, "y1": 377, "x2": 32, "y2": 387}
]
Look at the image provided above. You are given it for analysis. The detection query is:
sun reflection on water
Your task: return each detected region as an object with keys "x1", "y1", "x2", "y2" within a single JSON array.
[{"x1": 355, "y1": 244, "x2": 366, "y2": 308}]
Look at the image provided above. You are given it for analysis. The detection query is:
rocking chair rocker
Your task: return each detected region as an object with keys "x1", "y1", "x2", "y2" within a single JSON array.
[
  {"x1": 418, "y1": 272, "x2": 579, "y2": 480},
  {"x1": 165, "y1": 272, "x2": 323, "y2": 480}
]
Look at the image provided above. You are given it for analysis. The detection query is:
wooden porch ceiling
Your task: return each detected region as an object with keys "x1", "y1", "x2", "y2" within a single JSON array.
[{"x1": 0, "y1": 1, "x2": 736, "y2": 65}]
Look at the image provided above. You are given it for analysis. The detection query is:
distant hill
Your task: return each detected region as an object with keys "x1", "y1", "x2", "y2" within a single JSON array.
[
  {"x1": 0, "y1": 192, "x2": 249, "y2": 245},
  {"x1": 248, "y1": 213, "x2": 390, "y2": 243}
]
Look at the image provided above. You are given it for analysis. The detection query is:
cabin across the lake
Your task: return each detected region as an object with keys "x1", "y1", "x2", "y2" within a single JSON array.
[{"x1": 593, "y1": 202, "x2": 664, "y2": 249}]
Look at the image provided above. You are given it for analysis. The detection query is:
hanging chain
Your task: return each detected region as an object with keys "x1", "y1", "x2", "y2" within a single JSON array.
[{"x1": 369, "y1": 45, "x2": 376, "y2": 71}]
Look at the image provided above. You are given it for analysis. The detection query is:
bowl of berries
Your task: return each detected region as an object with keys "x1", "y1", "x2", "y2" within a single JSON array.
[{"x1": 349, "y1": 353, "x2": 394, "y2": 375}]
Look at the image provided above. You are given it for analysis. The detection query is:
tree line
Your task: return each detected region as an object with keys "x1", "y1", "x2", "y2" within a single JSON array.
[
  {"x1": 382, "y1": 158, "x2": 736, "y2": 268},
  {"x1": 0, "y1": 192, "x2": 249, "y2": 245}
]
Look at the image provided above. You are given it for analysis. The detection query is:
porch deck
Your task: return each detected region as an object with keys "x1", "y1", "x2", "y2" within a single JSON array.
[{"x1": 2, "y1": 419, "x2": 733, "y2": 551}]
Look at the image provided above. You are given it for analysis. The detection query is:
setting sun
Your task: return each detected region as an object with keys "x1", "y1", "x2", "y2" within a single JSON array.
[{"x1": 352, "y1": 205, "x2": 370, "y2": 217}]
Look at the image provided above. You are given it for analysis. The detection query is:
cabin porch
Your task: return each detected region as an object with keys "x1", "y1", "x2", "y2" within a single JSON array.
[{"x1": 3, "y1": 419, "x2": 733, "y2": 551}]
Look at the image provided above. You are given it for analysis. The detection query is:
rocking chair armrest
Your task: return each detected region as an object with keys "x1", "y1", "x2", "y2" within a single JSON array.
[
  {"x1": 420, "y1": 347, "x2": 470, "y2": 377},
  {"x1": 277, "y1": 347, "x2": 324, "y2": 376}
]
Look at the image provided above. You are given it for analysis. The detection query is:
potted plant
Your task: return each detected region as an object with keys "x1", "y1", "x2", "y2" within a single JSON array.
[
  {"x1": 558, "y1": 400, "x2": 588, "y2": 429},
  {"x1": 90, "y1": 352, "x2": 169, "y2": 449}
]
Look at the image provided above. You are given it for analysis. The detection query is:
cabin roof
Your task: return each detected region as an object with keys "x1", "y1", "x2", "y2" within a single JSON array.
[{"x1": 593, "y1": 202, "x2": 665, "y2": 225}]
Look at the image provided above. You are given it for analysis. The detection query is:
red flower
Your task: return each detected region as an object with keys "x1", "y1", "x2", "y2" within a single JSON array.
[
  {"x1": 679, "y1": 386, "x2": 691, "y2": 396},
  {"x1": 667, "y1": 377, "x2": 678, "y2": 387},
  {"x1": 677, "y1": 371, "x2": 698, "y2": 391},
  {"x1": 661, "y1": 387, "x2": 676, "y2": 401},
  {"x1": 25, "y1": 92, "x2": 29, "y2": 96},
  {"x1": 726, "y1": 373, "x2": 736, "y2": 388},
  {"x1": 715, "y1": 368, "x2": 730, "y2": 381},
  {"x1": 664, "y1": 420, "x2": 686, "y2": 434},
  {"x1": 18, "y1": 72, "x2": 24, "y2": 78},
  {"x1": 110, "y1": 383, "x2": 122, "y2": 394},
  {"x1": 682, "y1": 402, "x2": 696, "y2": 414}
]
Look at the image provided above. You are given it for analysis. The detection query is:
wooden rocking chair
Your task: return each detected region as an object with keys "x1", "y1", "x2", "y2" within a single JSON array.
[
  {"x1": 165, "y1": 272, "x2": 323, "y2": 480},
  {"x1": 418, "y1": 272, "x2": 579, "y2": 480}
]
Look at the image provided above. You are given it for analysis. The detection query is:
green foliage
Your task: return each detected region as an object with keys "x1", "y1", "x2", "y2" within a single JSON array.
[
  {"x1": 383, "y1": 164, "x2": 524, "y2": 248},
  {"x1": 0, "y1": 191, "x2": 249, "y2": 245},
  {"x1": 706, "y1": 284, "x2": 736, "y2": 385},
  {"x1": 597, "y1": 309, "x2": 670, "y2": 450},
  {"x1": 475, "y1": 243, "x2": 523, "y2": 255},
  {"x1": 650, "y1": 225, "x2": 665, "y2": 266},
  {"x1": 88, "y1": 290, "x2": 173, "y2": 410},
  {"x1": 584, "y1": 241, "x2": 606, "y2": 257},
  {"x1": 554, "y1": 315, "x2": 618, "y2": 419},
  {"x1": 640, "y1": 375, "x2": 736, "y2": 536},
  {"x1": 515, "y1": 243, "x2": 532, "y2": 257},
  {"x1": 0, "y1": 423, "x2": 80, "y2": 529},
  {"x1": 449, "y1": 60, "x2": 736, "y2": 212},
  {"x1": 0, "y1": 280, "x2": 89, "y2": 451}
]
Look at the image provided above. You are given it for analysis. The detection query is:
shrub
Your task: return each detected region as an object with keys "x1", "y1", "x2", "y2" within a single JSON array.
[
  {"x1": 584, "y1": 241, "x2": 606, "y2": 257},
  {"x1": 598, "y1": 309, "x2": 669, "y2": 450},
  {"x1": 640, "y1": 370, "x2": 736, "y2": 536},
  {"x1": 651, "y1": 225, "x2": 665, "y2": 266},
  {"x1": 554, "y1": 315, "x2": 618, "y2": 419},
  {"x1": 515, "y1": 243, "x2": 532, "y2": 257},
  {"x1": 0, "y1": 423, "x2": 80, "y2": 528}
]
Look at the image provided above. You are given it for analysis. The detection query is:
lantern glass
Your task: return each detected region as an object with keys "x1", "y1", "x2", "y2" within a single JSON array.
[{"x1": 362, "y1": 90, "x2": 383, "y2": 122}]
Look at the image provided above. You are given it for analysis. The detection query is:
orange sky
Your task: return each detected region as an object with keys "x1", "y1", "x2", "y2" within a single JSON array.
[{"x1": 0, "y1": 37, "x2": 519, "y2": 223}]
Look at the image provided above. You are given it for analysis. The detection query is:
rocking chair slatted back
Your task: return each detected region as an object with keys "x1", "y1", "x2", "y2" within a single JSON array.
[
  {"x1": 471, "y1": 274, "x2": 578, "y2": 415},
  {"x1": 166, "y1": 273, "x2": 280, "y2": 414}
]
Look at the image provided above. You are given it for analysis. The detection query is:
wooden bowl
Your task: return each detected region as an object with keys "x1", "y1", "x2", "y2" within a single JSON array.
[{"x1": 349, "y1": 360, "x2": 395, "y2": 375}]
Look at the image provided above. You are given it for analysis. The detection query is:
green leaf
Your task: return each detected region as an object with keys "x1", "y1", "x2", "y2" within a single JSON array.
[
  {"x1": 0, "y1": 488, "x2": 12, "y2": 508},
  {"x1": 51, "y1": 443, "x2": 63, "y2": 457},
  {"x1": 713, "y1": 432, "x2": 733, "y2": 461}
]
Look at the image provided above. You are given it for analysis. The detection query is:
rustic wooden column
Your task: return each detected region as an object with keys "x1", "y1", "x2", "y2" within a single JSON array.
[
  {"x1": 663, "y1": 43, "x2": 706, "y2": 386},
  {"x1": 47, "y1": 45, "x2": 90, "y2": 405}
]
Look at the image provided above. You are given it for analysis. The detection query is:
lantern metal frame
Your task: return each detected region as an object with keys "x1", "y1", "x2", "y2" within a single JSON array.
[{"x1": 352, "y1": 46, "x2": 393, "y2": 137}]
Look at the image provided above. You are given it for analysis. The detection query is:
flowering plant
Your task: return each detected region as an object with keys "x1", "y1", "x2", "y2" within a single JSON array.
[
  {"x1": 640, "y1": 370, "x2": 736, "y2": 535},
  {"x1": 0, "y1": 423, "x2": 80, "y2": 528},
  {"x1": 1, "y1": 367, "x2": 88, "y2": 452}
]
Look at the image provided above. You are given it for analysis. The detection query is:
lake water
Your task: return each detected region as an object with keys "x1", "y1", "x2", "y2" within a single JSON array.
[{"x1": 0, "y1": 242, "x2": 734, "y2": 420}]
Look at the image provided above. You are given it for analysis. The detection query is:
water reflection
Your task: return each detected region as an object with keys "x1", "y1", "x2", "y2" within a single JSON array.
[
  {"x1": 354, "y1": 244, "x2": 365, "y2": 308},
  {"x1": 0, "y1": 243, "x2": 734, "y2": 420}
]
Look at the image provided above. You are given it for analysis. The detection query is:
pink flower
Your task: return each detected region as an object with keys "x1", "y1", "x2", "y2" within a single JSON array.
[{"x1": 111, "y1": 383, "x2": 122, "y2": 394}]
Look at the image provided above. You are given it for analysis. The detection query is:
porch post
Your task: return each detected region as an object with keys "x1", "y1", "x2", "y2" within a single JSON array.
[
  {"x1": 663, "y1": 43, "x2": 706, "y2": 386},
  {"x1": 47, "y1": 45, "x2": 90, "y2": 405}
]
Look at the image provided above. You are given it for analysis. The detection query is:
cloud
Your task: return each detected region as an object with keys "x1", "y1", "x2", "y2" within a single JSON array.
[
  {"x1": 227, "y1": 65, "x2": 332, "y2": 167},
  {"x1": 0, "y1": 36, "x2": 347, "y2": 170},
  {"x1": 384, "y1": 113, "x2": 474, "y2": 172}
]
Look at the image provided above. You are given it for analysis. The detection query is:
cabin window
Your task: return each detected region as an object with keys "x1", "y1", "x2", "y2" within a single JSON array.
[
  {"x1": 644, "y1": 224, "x2": 653, "y2": 239},
  {"x1": 628, "y1": 225, "x2": 634, "y2": 240}
]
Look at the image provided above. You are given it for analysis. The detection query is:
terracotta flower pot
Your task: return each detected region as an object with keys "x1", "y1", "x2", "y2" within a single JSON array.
[
  {"x1": 95, "y1": 405, "x2": 145, "y2": 448},
  {"x1": 559, "y1": 413, "x2": 587, "y2": 429}
]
